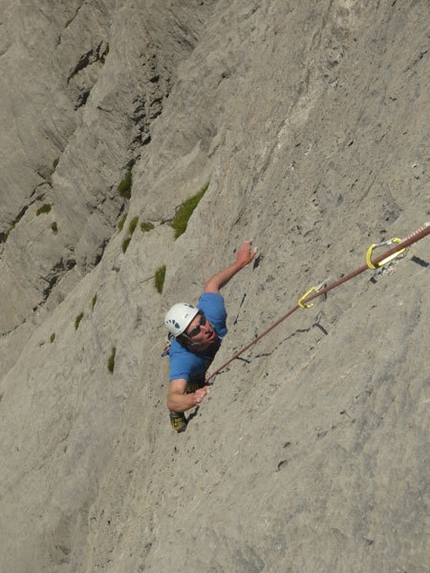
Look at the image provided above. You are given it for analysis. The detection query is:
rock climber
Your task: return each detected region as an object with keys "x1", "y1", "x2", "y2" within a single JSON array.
[{"x1": 164, "y1": 240, "x2": 257, "y2": 432}]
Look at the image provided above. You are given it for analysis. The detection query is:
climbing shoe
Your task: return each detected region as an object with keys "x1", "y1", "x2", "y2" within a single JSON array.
[{"x1": 169, "y1": 411, "x2": 188, "y2": 433}]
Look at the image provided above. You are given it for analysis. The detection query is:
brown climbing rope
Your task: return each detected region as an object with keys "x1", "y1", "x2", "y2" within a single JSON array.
[{"x1": 205, "y1": 222, "x2": 430, "y2": 384}]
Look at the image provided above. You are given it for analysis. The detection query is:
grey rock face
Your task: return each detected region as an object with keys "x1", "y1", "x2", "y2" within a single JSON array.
[
  {"x1": 0, "y1": 0, "x2": 213, "y2": 337},
  {"x1": 0, "y1": 1, "x2": 429, "y2": 572}
]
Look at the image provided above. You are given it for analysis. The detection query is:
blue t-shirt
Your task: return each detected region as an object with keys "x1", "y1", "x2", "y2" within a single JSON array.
[{"x1": 168, "y1": 292, "x2": 227, "y2": 385}]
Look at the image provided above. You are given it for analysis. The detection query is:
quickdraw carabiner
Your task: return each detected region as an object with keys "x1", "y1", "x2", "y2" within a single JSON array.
[{"x1": 366, "y1": 238, "x2": 406, "y2": 269}]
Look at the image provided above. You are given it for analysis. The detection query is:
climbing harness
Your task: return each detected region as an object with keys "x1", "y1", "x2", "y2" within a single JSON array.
[{"x1": 205, "y1": 222, "x2": 430, "y2": 384}]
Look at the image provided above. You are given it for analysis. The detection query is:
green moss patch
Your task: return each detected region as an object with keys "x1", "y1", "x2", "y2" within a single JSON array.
[{"x1": 171, "y1": 182, "x2": 209, "y2": 239}]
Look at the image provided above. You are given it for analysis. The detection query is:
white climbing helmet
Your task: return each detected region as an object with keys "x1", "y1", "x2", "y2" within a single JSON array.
[{"x1": 164, "y1": 303, "x2": 199, "y2": 337}]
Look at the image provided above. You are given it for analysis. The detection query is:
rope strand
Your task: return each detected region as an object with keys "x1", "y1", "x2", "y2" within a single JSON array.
[{"x1": 205, "y1": 222, "x2": 430, "y2": 384}]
